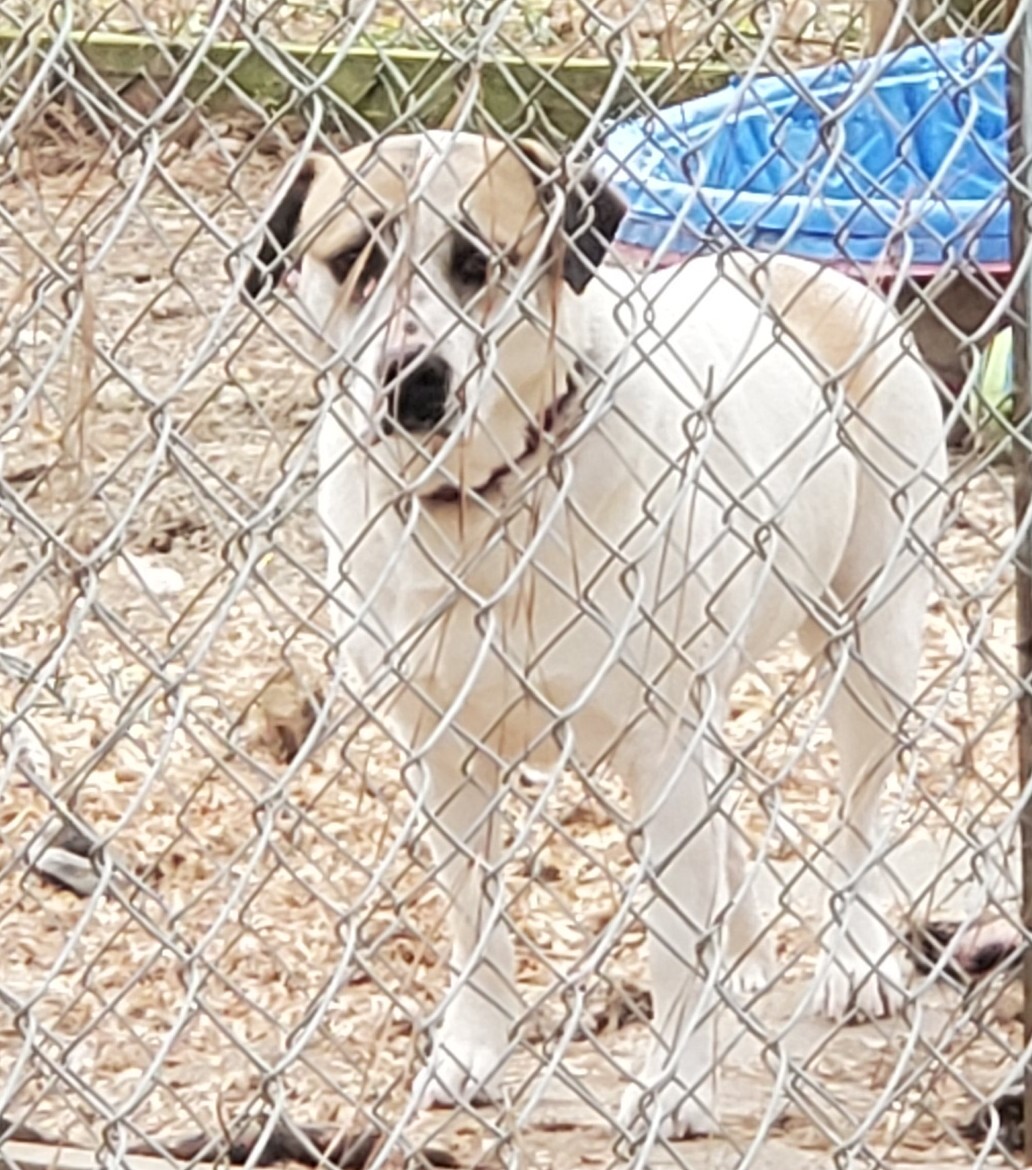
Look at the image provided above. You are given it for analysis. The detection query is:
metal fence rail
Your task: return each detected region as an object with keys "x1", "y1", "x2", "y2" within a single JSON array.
[{"x1": 0, "y1": 2, "x2": 1029, "y2": 1168}]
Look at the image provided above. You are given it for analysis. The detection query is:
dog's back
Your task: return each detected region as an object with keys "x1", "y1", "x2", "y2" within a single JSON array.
[{"x1": 562, "y1": 252, "x2": 945, "y2": 674}]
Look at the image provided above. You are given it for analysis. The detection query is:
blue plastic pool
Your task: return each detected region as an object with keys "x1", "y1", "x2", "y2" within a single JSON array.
[{"x1": 600, "y1": 35, "x2": 1012, "y2": 270}]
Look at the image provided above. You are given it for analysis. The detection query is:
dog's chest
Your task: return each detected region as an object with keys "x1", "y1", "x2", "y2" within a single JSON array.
[
  {"x1": 318, "y1": 375, "x2": 853, "y2": 760},
  {"x1": 326, "y1": 462, "x2": 647, "y2": 715}
]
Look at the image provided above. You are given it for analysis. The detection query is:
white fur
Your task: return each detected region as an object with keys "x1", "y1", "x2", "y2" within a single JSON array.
[{"x1": 274, "y1": 141, "x2": 947, "y2": 1138}]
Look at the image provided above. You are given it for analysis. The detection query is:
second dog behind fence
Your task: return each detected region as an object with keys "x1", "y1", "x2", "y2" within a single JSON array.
[{"x1": 245, "y1": 131, "x2": 948, "y2": 1139}]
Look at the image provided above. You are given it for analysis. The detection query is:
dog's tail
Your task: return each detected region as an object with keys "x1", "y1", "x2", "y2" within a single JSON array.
[{"x1": 718, "y1": 251, "x2": 915, "y2": 414}]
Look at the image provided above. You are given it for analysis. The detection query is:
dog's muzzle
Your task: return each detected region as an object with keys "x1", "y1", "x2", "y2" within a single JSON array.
[{"x1": 380, "y1": 347, "x2": 451, "y2": 434}]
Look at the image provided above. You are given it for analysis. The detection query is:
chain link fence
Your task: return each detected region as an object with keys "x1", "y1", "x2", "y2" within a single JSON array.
[{"x1": 1, "y1": 1, "x2": 1030, "y2": 1167}]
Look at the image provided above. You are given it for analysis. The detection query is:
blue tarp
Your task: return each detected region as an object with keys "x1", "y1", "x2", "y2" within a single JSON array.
[{"x1": 600, "y1": 35, "x2": 1012, "y2": 267}]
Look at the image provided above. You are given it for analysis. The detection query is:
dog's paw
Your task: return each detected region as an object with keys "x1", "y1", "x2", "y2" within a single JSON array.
[
  {"x1": 812, "y1": 948, "x2": 905, "y2": 1022},
  {"x1": 726, "y1": 934, "x2": 776, "y2": 998},
  {"x1": 618, "y1": 1078, "x2": 715, "y2": 1140},
  {"x1": 412, "y1": 1020, "x2": 508, "y2": 1110}
]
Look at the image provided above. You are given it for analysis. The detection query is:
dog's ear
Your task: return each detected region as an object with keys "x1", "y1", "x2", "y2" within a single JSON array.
[
  {"x1": 518, "y1": 140, "x2": 627, "y2": 294},
  {"x1": 244, "y1": 159, "x2": 317, "y2": 301},
  {"x1": 559, "y1": 170, "x2": 627, "y2": 293}
]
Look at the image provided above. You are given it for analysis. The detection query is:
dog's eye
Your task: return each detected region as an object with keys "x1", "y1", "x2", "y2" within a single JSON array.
[
  {"x1": 452, "y1": 242, "x2": 490, "y2": 289},
  {"x1": 328, "y1": 246, "x2": 361, "y2": 283},
  {"x1": 328, "y1": 240, "x2": 386, "y2": 294}
]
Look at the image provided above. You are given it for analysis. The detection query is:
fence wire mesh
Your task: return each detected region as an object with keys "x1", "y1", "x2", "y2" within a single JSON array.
[{"x1": 1, "y1": 2, "x2": 1030, "y2": 1168}]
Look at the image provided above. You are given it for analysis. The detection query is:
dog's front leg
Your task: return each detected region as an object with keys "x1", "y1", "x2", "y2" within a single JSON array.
[
  {"x1": 617, "y1": 724, "x2": 723, "y2": 1140},
  {"x1": 411, "y1": 748, "x2": 519, "y2": 1110}
]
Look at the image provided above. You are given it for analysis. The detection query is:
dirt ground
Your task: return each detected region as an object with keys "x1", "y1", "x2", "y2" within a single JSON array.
[{"x1": 0, "y1": 96, "x2": 1026, "y2": 1170}]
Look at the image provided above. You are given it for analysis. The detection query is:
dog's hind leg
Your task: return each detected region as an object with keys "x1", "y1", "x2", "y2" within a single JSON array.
[
  {"x1": 799, "y1": 552, "x2": 934, "y2": 1022},
  {"x1": 410, "y1": 747, "x2": 520, "y2": 1109},
  {"x1": 795, "y1": 337, "x2": 945, "y2": 1022}
]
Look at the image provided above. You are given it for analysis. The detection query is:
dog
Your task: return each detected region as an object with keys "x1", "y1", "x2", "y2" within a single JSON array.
[{"x1": 244, "y1": 131, "x2": 947, "y2": 1138}]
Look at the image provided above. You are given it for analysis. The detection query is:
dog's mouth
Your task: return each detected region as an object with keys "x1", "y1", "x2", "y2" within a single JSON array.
[
  {"x1": 350, "y1": 368, "x2": 584, "y2": 504},
  {"x1": 379, "y1": 416, "x2": 455, "y2": 442},
  {"x1": 363, "y1": 413, "x2": 456, "y2": 448},
  {"x1": 419, "y1": 374, "x2": 581, "y2": 506}
]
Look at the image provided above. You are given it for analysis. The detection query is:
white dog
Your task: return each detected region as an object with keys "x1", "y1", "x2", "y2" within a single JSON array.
[{"x1": 246, "y1": 131, "x2": 947, "y2": 1138}]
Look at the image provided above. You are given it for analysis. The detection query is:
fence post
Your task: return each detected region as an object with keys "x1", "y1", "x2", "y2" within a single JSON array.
[{"x1": 1008, "y1": 7, "x2": 1032, "y2": 1164}]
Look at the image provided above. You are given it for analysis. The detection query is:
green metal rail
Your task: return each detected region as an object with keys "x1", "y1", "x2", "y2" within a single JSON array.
[{"x1": 0, "y1": 27, "x2": 732, "y2": 138}]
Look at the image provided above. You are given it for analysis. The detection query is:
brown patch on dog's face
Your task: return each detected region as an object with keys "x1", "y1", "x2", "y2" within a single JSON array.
[
  {"x1": 456, "y1": 144, "x2": 547, "y2": 267},
  {"x1": 290, "y1": 137, "x2": 547, "y2": 302},
  {"x1": 246, "y1": 134, "x2": 626, "y2": 306},
  {"x1": 294, "y1": 144, "x2": 405, "y2": 261}
]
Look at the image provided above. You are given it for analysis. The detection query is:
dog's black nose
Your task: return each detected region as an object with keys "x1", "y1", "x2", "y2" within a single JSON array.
[{"x1": 381, "y1": 348, "x2": 451, "y2": 433}]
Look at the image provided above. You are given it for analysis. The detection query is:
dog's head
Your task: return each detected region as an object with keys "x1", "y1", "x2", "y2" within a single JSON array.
[{"x1": 245, "y1": 132, "x2": 626, "y2": 493}]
